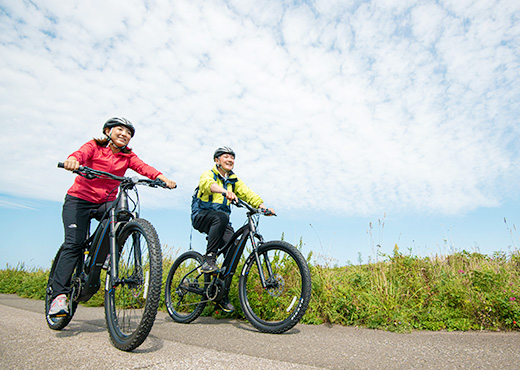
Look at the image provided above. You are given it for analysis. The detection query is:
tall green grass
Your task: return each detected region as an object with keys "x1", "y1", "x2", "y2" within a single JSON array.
[
  {"x1": 306, "y1": 246, "x2": 520, "y2": 332},
  {"x1": 2, "y1": 246, "x2": 519, "y2": 332}
]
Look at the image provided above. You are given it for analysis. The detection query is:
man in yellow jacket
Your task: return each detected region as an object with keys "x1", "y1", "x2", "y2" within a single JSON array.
[{"x1": 191, "y1": 146, "x2": 275, "y2": 312}]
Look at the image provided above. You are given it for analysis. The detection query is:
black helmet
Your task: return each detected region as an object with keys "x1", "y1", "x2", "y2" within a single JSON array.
[
  {"x1": 103, "y1": 117, "x2": 135, "y2": 137},
  {"x1": 213, "y1": 146, "x2": 235, "y2": 160}
]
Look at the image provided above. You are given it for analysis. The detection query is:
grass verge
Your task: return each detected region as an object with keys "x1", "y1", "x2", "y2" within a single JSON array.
[{"x1": 2, "y1": 247, "x2": 519, "y2": 332}]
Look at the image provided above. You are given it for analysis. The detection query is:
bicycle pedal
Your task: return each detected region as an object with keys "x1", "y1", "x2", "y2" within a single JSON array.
[
  {"x1": 49, "y1": 313, "x2": 68, "y2": 318},
  {"x1": 201, "y1": 266, "x2": 222, "y2": 275}
]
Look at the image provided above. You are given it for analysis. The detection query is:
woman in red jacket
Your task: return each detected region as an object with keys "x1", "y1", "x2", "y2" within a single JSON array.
[{"x1": 48, "y1": 117, "x2": 176, "y2": 316}]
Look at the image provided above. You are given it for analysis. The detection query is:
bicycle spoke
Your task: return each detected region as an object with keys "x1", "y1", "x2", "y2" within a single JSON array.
[
  {"x1": 165, "y1": 251, "x2": 208, "y2": 323},
  {"x1": 105, "y1": 218, "x2": 162, "y2": 351},
  {"x1": 239, "y1": 241, "x2": 311, "y2": 333}
]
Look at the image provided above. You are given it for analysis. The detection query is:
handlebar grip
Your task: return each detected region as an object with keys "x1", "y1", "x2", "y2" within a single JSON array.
[
  {"x1": 58, "y1": 162, "x2": 84, "y2": 171},
  {"x1": 158, "y1": 179, "x2": 175, "y2": 189}
]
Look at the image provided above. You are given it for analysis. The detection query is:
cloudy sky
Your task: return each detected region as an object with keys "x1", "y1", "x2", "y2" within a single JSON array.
[{"x1": 1, "y1": 0, "x2": 519, "y2": 268}]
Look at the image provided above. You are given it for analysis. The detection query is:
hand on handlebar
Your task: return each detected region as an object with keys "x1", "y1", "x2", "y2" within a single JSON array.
[
  {"x1": 58, "y1": 163, "x2": 175, "y2": 190},
  {"x1": 62, "y1": 157, "x2": 80, "y2": 171},
  {"x1": 157, "y1": 175, "x2": 177, "y2": 189},
  {"x1": 223, "y1": 190, "x2": 238, "y2": 203},
  {"x1": 259, "y1": 206, "x2": 276, "y2": 216}
]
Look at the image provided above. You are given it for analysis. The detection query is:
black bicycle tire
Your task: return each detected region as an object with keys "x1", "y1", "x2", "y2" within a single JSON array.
[
  {"x1": 45, "y1": 247, "x2": 78, "y2": 330},
  {"x1": 239, "y1": 241, "x2": 312, "y2": 334},
  {"x1": 104, "y1": 218, "x2": 162, "y2": 351},
  {"x1": 164, "y1": 250, "x2": 208, "y2": 323}
]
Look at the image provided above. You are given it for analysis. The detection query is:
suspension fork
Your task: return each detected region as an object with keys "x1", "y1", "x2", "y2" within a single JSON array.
[
  {"x1": 109, "y1": 208, "x2": 119, "y2": 286},
  {"x1": 249, "y1": 227, "x2": 273, "y2": 289},
  {"x1": 108, "y1": 187, "x2": 133, "y2": 286},
  {"x1": 133, "y1": 232, "x2": 142, "y2": 272}
]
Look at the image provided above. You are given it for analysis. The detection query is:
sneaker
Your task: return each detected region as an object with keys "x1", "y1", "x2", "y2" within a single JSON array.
[
  {"x1": 48, "y1": 294, "x2": 69, "y2": 317},
  {"x1": 201, "y1": 253, "x2": 219, "y2": 273},
  {"x1": 217, "y1": 297, "x2": 235, "y2": 313}
]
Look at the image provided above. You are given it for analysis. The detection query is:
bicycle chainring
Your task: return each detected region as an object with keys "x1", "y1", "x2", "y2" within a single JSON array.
[
  {"x1": 206, "y1": 278, "x2": 224, "y2": 301},
  {"x1": 70, "y1": 276, "x2": 83, "y2": 301}
]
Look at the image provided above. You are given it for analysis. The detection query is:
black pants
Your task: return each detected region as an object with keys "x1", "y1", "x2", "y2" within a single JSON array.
[
  {"x1": 51, "y1": 195, "x2": 108, "y2": 299},
  {"x1": 192, "y1": 210, "x2": 234, "y2": 255}
]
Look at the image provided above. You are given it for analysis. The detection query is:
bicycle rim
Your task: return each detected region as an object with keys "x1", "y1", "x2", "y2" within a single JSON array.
[
  {"x1": 105, "y1": 218, "x2": 162, "y2": 351},
  {"x1": 239, "y1": 241, "x2": 311, "y2": 334},
  {"x1": 165, "y1": 251, "x2": 208, "y2": 323}
]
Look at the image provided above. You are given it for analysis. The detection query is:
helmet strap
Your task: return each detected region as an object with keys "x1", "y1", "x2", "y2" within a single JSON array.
[
  {"x1": 107, "y1": 128, "x2": 127, "y2": 150},
  {"x1": 215, "y1": 162, "x2": 230, "y2": 177}
]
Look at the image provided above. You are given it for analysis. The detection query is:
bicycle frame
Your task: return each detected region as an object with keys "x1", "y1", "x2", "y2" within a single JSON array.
[
  {"x1": 73, "y1": 182, "x2": 136, "y2": 302},
  {"x1": 192, "y1": 200, "x2": 273, "y2": 303},
  {"x1": 108, "y1": 184, "x2": 138, "y2": 289},
  {"x1": 63, "y1": 166, "x2": 165, "y2": 304},
  {"x1": 166, "y1": 197, "x2": 311, "y2": 334},
  {"x1": 49, "y1": 163, "x2": 171, "y2": 351}
]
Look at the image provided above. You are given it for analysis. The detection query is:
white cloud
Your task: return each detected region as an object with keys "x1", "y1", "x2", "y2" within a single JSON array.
[{"x1": 0, "y1": 0, "x2": 518, "y2": 216}]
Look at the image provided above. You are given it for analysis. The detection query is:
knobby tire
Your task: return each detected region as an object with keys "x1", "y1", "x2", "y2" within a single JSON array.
[
  {"x1": 104, "y1": 218, "x2": 162, "y2": 351},
  {"x1": 239, "y1": 241, "x2": 312, "y2": 334},
  {"x1": 165, "y1": 250, "x2": 208, "y2": 323}
]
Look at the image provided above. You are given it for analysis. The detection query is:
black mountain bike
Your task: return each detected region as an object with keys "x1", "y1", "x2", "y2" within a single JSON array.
[
  {"x1": 45, "y1": 163, "x2": 170, "y2": 351},
  {"x1": 165, "y1": 198, "x2": 312, "y2": 334}
]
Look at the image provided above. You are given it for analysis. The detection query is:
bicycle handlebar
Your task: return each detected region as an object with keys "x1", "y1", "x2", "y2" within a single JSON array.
[
  {"x1": 57, "y1": 162, "x2": 171, "y2": 189},
  {"x1": 225, "y1": 193, "x2": 276, "y2": 216}
]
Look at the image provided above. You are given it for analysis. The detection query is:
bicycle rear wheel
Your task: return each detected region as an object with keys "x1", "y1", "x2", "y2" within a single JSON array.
[
  {"x1": 45, "y1": 247, "x2": 79, "y2": 330},
  {"x1": 239, "y1": 241, "x2": 312, "y2": 334},
  {"x1": 165, "y1": 251, "x2": 208, "y2": 323},
  {"x1": 104, "y1": 218, "x2": 162, "y2": 351}
]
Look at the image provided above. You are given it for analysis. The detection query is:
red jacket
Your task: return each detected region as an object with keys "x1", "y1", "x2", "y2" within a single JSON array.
[{"x1": 67, "y1": 140, "x2": 162, "y2": 204}]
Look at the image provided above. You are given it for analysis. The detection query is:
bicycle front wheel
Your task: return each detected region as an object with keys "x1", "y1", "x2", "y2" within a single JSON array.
[
  {"x1": 239, "y1": 241, "x2": 312, "y2": 334},
  {"x1": 104, "y1": 218, "x2": 162, "y2": 351},
  {"x1": 165, "y1": 251, "x2": 208, "y2": 323}
]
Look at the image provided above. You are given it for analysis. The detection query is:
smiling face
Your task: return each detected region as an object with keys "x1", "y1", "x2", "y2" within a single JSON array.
[
  {"x1": 105, "y1": 125, "x2": 132, "y2": 149},
  {"x1": 215, "y1": 153, "x2": 235, "y2": 173}
]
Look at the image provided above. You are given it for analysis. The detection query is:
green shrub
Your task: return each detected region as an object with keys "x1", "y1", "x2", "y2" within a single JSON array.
[{"x1": 2, "y1": 248, "x2": 519, "y2": 332}]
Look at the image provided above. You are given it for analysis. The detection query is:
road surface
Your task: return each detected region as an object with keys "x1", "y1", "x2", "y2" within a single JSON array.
[{"x1": 1, "y1": 294, "x2": 518, "y2": 369}]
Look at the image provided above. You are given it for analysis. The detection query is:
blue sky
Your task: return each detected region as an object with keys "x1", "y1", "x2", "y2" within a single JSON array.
[{"x1": 1, "y1": 0, "x2": 519, "y2": 269}]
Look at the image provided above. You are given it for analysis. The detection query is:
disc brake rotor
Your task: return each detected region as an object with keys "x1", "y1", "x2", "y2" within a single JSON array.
[{"x1": 266, "y1": 274, "x2": 284, "y2": 297}]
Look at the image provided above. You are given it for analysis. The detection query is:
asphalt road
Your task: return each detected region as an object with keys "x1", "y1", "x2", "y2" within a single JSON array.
[{"x1": 1, "y1": 294, "x2": 519, "y2": 369}]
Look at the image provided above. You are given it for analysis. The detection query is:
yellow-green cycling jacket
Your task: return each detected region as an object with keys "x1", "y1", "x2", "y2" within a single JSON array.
[{"x1": 191, "y1": 165, "x2": 263, "y2": 221}]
